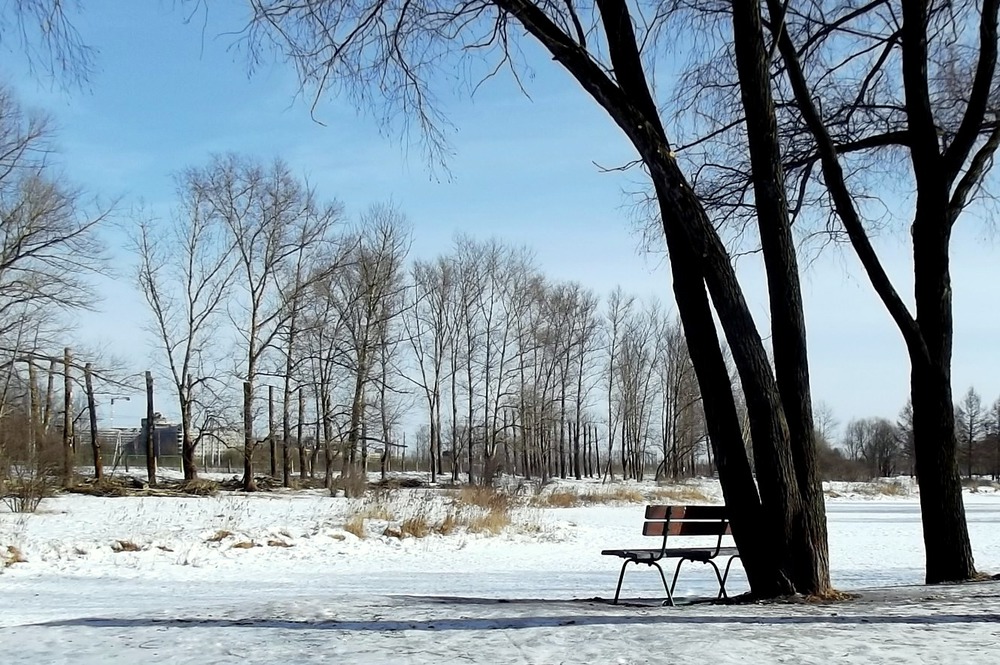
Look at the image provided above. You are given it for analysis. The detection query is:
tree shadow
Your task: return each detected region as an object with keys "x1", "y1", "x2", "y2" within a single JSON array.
[{"x1": 27, "y1": 610, "x2": 1000, "y2": 632}]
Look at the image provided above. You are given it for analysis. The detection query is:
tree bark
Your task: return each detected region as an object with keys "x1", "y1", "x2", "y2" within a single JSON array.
[
  {"x1": 84, "y1": 363, "x2": 102, "y2": 482},
  {"x1": 731, "y1": 0, "x2": 830, "y2": 594},
  {"x1": 181, "y1": 372, "x2": 197, "y2": 481},
  {"x1": 911, "y1": 205, "x2": 975, "y2": 582},
  {"x1": 297, "y1": 387, "x2": 307, "y2": 482},
  {"x1": 62, "y1": 348, "x2": 74, "y2": 488},
  {"x1": 242, "y1": 380, "x2": 256, "y2": 491},
  {"x1": 145, "y1": 370, "x2": 157, "y2": 487},
  {"x1": 269, "y1": 384, "x2": 277, "y2": 478}
]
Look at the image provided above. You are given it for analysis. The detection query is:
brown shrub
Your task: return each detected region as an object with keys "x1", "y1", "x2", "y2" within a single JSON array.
[{"x1": 331, "y1": 471, "x2": 367, "y2": 498}]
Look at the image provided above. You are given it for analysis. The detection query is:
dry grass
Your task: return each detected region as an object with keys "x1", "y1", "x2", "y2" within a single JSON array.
[
  {"x1": 400, "y1": 515, "x2": 431, "y2": 539},
  {"x1": 467, "y1": 509, "x2": 512, "y2": 534},
  {"x1": 856, "y1": 480, "x2": 909, "y2": 497},
  {"x1": 357, "y1": 504, "x2": 394, "y2": 521},
  {"x1": 343, "y1": 515, "x2": 367, "y2": 539},
  {"x1": 531, "y1": 485, "x2": 647, "y2": 507},
  {"x1": 456, "y1": 485, "x2": 517, "y2": 512},
  {"x1": 111, "y1": 540, "x2": 142, "y2": 553},
  {"x1": 180, "y1": 479, "x2": 219, "y2": 496},
  {"x1": 581, "y1": 487, "x2": 645, "y2": 504},
  {"x1": 533, "y1": 490, "x2": 580, "y2": 508},
  {"x1": 266, "y1": 539, "x2": 293, "y2": 548},
  {"x1": 206, "y1": 529, "x2": 232, "y2": 543},
  {"x1": 231, "y1": 540, "x2": 256, "y2": 549},
  {"x1": 435, "y1": 511, "x2": 460, "y2": 536},
  {"x1": 2, "y1": 545, "x2": 26, "y2": 567},
  {"x1": 651, "y1": 486, "x2": 711, "y2": 503}
]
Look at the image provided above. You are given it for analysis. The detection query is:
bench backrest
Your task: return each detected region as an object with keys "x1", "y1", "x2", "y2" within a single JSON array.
[{"x1": 642, "y1": 505, "x2": 731, "y2": 555}]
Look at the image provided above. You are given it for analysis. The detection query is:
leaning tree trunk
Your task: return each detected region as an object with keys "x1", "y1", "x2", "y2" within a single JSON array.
[{"x1": 659, "y1": 187, "x2": 789, "y2": 598}]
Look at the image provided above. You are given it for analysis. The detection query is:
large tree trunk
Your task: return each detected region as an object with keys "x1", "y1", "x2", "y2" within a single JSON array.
[
  {"x1": 911, "y1": 207, "x2": 975, "y2": 582},
  {"x1": 731, "y1": 0, "x2": 830, "y2": 594},
  {"x1": 660, "y1": 187, "x2": 790, "y2": 598},
  {"x1": 899, "y1": 0, "x2": 976, "y2": 583}
]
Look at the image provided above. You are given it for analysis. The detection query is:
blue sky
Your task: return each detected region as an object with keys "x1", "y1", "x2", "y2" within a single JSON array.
[{"x1": 4, "y1": 1, "x2": 998, "y2": 434}]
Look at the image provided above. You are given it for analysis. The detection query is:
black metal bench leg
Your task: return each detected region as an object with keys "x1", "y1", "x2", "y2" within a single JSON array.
[
  {"x1": 668, "y1": 558, "x2": 687, "y2": 600},
  {"x1": 612, "y1": 560, "x2": 632, "y2": 605},
  {"x1": 651, "y1": 561, "x2": 674, "y2": 607},
  {"x1": 721, "y1": 555, "x2": 740, "y2": 595},
  {"x1": 706, "y1": 560, "x2": 728, "y2": 599}
]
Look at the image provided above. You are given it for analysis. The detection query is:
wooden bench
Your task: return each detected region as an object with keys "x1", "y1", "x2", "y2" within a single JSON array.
[{"x1": 601, "y1": 505, "x2": 740, "y2": 605}]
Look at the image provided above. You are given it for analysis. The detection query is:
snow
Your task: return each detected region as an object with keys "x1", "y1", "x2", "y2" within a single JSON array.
[{"x1": 2, "y1": 478, "x2": 1000, "y2": 664}]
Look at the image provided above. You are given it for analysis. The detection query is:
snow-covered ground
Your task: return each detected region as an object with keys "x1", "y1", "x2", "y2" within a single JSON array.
[{"x1": 2, "y1": 478, "x2": 1000, "y2": 664}]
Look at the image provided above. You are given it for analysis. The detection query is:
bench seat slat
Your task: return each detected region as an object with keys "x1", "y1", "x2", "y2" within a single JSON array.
[
  {"x1": 642, "y1": 521, "x2": 732, "y2": 537},
  {"x1": 601, "y1": 546, "x2": 739, "y2": 562},
  {"x1": 645, "y1": 505, "x2": 727, "y2": 520}
]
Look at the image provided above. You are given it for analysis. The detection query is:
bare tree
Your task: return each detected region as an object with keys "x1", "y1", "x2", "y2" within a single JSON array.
[
  {"x1": 602, "y1": 287, "x2": 633, "y2": 481},
  {"x1": 956, "y1": 387, "x2": 986, "y2": 479},
  {"x1": 188, "y1": 154, "x2": 339, "y2": 491},
  {"x1": 756, "y1": 0, "x2": 997, "y2": 583},
  {"x1": 0, "y1": 0, "x2": 93, "y2": 85},
  {"x1": 132, "y1": 182, "x2": 238, "y2": 481},
  {"x1": 331, "y1": 205, "x2": 410, "y2": 478},
  {"x1": 404, "y1": 256, "x2": 455, "y2": 483},
  {"x1": 0, "y1": 87, "x2": 109, "y2": 338}
]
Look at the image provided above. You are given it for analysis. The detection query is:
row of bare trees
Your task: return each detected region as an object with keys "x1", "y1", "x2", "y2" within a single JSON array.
[{"x1": 133, "y1": 176, "x2": 714, "y2": 490}]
